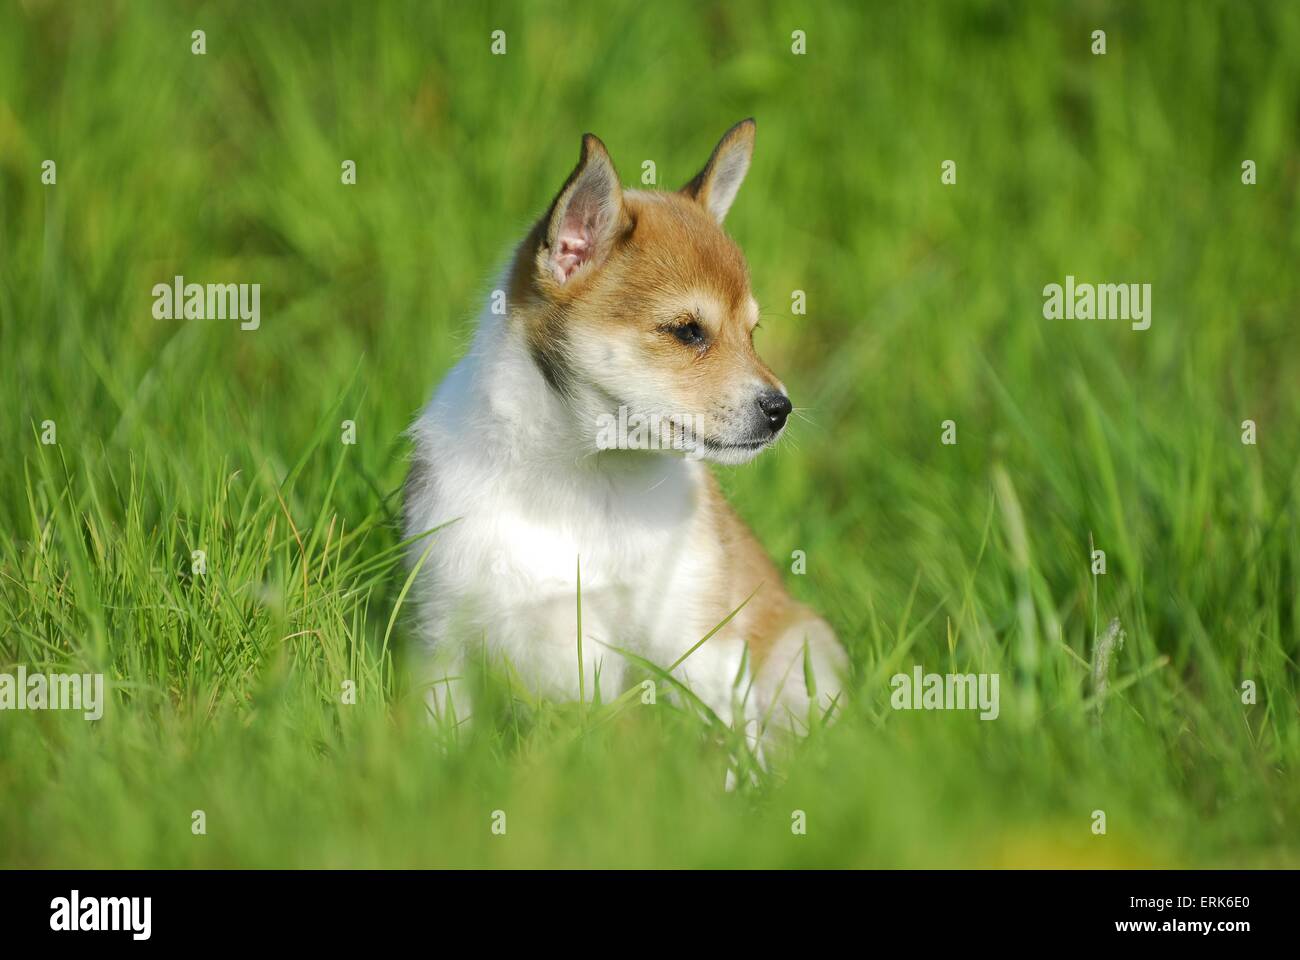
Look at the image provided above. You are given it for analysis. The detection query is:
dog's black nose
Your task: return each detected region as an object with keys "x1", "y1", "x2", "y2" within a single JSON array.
[{"x1": 757, "y1": 391, "x2": 792, "y2": 432}]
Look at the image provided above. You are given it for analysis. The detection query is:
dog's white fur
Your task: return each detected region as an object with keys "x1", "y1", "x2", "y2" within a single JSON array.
[
  {"x1": 405, "y1": 304, "x2": 755, "y2": 725},
  {"x1": 403, "y1": 122, "x2": 847, "y2": 740}
]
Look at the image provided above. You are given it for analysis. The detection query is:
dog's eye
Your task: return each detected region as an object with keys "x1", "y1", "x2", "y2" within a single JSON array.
[{"x1": 671, "y1": 320, "x2": 705, "y2": 346}]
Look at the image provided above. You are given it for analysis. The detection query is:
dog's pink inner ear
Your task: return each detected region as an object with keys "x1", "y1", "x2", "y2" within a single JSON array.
[
  {"x1": 552, "y1": 193, "x2": 603, "y2": 284},
  {"x1": 545, "y1": 135, "x2": 624, "y2": 286}
]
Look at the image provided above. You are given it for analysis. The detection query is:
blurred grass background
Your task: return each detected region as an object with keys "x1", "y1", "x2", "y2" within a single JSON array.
[{"x1": 1, "y1": 0, "x2": 1298, "y2": 867}]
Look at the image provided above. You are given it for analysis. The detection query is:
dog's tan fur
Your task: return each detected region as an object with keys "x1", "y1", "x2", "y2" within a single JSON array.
[
  {"x1": 405, "y1": 120, "x2": 847, "y2": 737},
  {"x1": 513, "y1": 123, "x2": 842, "y2": 716}
]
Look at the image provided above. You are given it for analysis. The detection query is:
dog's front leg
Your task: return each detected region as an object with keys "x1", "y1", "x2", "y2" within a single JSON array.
[{"x1": 665, "y1": 633, "x2": 763, "y2": 786}]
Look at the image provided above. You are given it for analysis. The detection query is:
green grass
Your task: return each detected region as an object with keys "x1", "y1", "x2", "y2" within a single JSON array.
[{"x1": 2, "y1": 0, "x2": 1299, "y2": 868}]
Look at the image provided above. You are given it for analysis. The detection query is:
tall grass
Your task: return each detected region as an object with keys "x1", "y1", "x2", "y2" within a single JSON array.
[{"x1": 1, "y1": 0, "x2": 1297, "y2": 867}]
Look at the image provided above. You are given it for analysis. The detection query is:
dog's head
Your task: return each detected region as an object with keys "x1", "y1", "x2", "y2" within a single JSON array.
[{"x1": 509, "y1": 119, "x2": 790, "y2": 465}]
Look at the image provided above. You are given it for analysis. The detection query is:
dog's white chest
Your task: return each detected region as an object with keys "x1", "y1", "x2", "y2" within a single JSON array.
[
  {"x1": 407, "y1": 394, "x2": 724, "y2": 702},
  {"x1": 403, "y1": 309, "x2": 754, "y2": 716},
  {"x1": 443, "y1": 461, "x2": 715, "y2": 659}
]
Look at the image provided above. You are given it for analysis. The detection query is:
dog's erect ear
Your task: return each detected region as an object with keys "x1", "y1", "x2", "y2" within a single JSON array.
[
  {"x1": 542, "y1": 134, "x2": 626, "y2": 285},
  {"x1": 681, "y1": 119, "x2": 755, "y2": 224}
]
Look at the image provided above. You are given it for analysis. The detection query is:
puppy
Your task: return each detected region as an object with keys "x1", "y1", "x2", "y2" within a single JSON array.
[{"x1": 403, "y1": 119, "x2": 847, "y2": 741}]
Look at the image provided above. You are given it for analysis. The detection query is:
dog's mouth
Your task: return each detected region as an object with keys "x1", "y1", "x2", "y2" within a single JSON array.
[
  {"x1": 588, "y1": 394, "x2": 778, "y2": 462},
  {"x1": 700, "y1": 436, "x2": 771, "y2": 453},
  {"x1": 693, "y1": 434, "x2": 777, "y2": 465}
]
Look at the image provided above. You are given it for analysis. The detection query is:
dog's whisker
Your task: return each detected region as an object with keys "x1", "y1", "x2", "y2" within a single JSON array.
[{"x1": 789, "y1": 407, "x2": 823, "y2": 430}]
